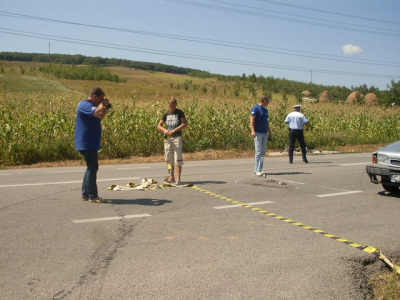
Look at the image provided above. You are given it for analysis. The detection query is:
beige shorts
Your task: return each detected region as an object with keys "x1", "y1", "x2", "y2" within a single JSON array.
[{"x1": 164, "y1": 136, "x2": 183, "y2": 166}]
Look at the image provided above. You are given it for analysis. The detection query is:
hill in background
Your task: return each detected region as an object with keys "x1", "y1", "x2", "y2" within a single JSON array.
[{"x1": 0, "y1": 51, "x2": 385, "y2": 104}]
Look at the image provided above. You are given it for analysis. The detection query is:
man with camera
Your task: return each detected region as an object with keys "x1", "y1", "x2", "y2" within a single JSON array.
[{"x1": 74, "y1": 87, "x2": 111, "y2": 203}]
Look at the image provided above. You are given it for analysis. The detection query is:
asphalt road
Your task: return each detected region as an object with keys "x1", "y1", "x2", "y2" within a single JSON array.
[{"x1": 1, "y1": 153, "x2": 399, "y2": 299}]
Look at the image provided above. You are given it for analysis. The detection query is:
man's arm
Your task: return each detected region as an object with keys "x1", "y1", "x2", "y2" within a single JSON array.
[
  {"x1": 250, "y1": 115, "x2": 256, "y2": 138},
  {"x1": 157, "y1": 120, "x2": 168, "y2": 134},
  {"x1": 93, "y1": 99, "x2": 109, "y2": 121},
  {"x1": 284, "y1": 114, "x2": 290, "y2": 125},
  {"x1": 170, "y1": 117, "x2": 187, "y2": 135}
]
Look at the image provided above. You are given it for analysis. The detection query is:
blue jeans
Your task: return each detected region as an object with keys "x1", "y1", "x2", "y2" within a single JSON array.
[
  {"x1": 254, "y1": 132, "x2": 268, "y2": 173},
  {"x1": 79, "y1": 150, "x2": 99, "y2": 199}
]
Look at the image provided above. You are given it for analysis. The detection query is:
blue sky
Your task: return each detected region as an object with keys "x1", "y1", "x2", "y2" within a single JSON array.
[{"x1": 1, "y1": 0, "x2": 399, "y2": 90}]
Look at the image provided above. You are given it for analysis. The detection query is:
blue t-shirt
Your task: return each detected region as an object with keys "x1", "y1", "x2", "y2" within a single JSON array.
[
  {"x1": 74, "y1": 100, "x2": 101, "y2": 150},
  {"x1": 250, "y1": 105, "x2": 269, "y2": 133}
]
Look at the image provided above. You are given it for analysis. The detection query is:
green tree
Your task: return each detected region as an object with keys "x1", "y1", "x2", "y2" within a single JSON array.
[{"x1": 382, "y1": 80, "x2": 400, "y2": 106}]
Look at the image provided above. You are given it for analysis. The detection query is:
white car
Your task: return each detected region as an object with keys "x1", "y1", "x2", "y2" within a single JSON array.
[{"x1": 366, "y1": 141, "x2": 400, "y2": 192}]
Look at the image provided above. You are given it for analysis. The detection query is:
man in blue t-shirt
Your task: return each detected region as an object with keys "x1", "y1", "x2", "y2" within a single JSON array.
[
  {"x1": 250, "y1": 95, "x2": 272, "y2": 176},
  {"x1": 74, "y1": 87, "x2": 110, "y2": 203}
]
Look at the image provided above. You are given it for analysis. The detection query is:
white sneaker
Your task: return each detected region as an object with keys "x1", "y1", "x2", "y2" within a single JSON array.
[{"x1": 255, "y1": 171, "x2": 263, "y2": 176}]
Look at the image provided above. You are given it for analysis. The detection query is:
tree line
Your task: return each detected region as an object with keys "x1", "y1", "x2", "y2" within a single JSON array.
[{"x1": 0, "y1": 52, "x2": 202, "y2": 75}]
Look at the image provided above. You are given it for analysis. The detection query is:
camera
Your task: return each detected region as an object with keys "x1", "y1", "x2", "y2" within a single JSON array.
[{"x1": 102, "y1": 98, "x2": 112, "y2": 109}]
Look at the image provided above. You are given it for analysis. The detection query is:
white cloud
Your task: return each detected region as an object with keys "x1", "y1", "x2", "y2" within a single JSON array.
[{"x1": 342, "y1": 44, "x2": 362, "y2": 55}]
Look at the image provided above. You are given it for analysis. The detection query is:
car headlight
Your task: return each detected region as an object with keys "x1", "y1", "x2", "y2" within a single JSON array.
[{"x1": 377, "y1": 154, "x2": 389, "y2": 165}]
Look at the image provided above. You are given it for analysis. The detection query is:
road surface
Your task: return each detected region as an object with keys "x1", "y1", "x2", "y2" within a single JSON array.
[{"x1": 1, "y1": 153, "x2": 399, "y2": 299}]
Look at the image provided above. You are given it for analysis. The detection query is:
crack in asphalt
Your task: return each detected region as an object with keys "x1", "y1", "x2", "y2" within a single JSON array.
[{"x1": 51, "y1": 207, "x2": 142, "y2": 299}]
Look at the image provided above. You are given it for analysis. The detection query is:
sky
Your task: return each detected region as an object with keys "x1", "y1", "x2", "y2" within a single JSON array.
[{"x1": 1, "y1": 0, "x2": 400, "y2": 90}]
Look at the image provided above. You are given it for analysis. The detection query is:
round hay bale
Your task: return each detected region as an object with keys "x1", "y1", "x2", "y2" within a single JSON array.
[
  {"x1": 319, "y1": 90, "x2": 330, "y2": 102},
  {"x1": 346, "y1": 91, "x2": 364, "y2": 104},
  {"x1": 301, "y1": 90, "x2": 311, "y2": 97},
  {"x1": 364, "y1": 93, "x2": 379, "y2": 106}
]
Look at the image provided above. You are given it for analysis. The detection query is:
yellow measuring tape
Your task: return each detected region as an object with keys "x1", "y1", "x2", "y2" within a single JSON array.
[{"x1": 191, "y1": 185, "x2": 400, "y2": 275}]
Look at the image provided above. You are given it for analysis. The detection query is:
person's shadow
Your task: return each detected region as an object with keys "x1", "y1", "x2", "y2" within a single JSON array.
[
  {"x1": 184, "y1": 180, "x2": 226, "y2": 185},
  {"x1": 268, "y1": 171, "x2": 311, "y2": 176},
  {"x1": 110, "y1": 198, "x2": 172, "y2": 205}
]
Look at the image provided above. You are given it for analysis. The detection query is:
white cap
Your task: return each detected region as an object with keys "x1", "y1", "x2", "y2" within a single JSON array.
[{"x1": 293, "y1": 105, "x2": 302, "y2": 108}]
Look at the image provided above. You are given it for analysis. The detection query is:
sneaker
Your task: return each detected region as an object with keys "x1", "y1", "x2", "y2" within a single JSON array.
[
  {"x1": 303, "y1": 159, "x2": 309, "y2": 163},
  {"x1": 289, "y1": 159, "x2": 293, "y2": 164},
  {"x1": 82, "y1": 195, "x2": 89, "y2": 201},
  {"x1": 89, "y1": 196, "x2": 107, "y2": 203},
  {"x1": 255, "y1": 171, "x2": 263, "y2": 176},
  {"x1": 175, "y1": 180, "x2": 183, "y2": 186}
]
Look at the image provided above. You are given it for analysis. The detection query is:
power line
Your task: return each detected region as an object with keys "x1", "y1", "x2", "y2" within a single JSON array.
[
  {"x1": 256, "y1": 0, "x2": 400, "y2": 26},
  {"x1": 0, "y1": 12, "x2": 399, "y2": 68},
  {"x1": 162, "y1": 0, "x2": 400, "y2": 37},
  {"x1": 207, "y1": 0, "x2": 400, "y2": 32},
  {"x1": 1, "y1": 28, "x2": 399, "y2": 80}
]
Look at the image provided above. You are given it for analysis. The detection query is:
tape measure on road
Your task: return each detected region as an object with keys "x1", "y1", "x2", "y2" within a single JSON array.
[{"x1": 191, "y1": 185, "x2": 400, "y2": 275}]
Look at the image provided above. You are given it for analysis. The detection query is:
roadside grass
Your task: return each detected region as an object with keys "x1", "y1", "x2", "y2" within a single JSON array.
[{"x1": 370, "y1": 259, "x2": 400, "y2": 300}]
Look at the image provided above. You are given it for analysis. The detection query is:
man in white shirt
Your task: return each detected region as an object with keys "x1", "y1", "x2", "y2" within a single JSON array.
[{"x1": 284, "y1": 105, "x2": 310, "y2": 164}]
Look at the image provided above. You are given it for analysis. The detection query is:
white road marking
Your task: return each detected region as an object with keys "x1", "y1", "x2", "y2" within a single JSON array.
[
  {"x1": 184, "y1": 164, "x2": 208, "y2": 167},
  {"x1": 0, "y1": 174, "x2": 10, "y2": 176},
  {"x1": 73, "y1": 214, "x2": 151, "y2": 224},
  {"x1": 316, "y1": 191, "x2": 363, "y2": 198},
  {"x1": 339, "y1": 163, "x2": 369, "y2": 166},
  {"x1": 48, "y1": 170, "x2": 85, "y2": 174},
  {"x1": 214, "y1": 201, "x2": 274, "y2": 209},
  {"x1": 267, "y1": 177, "x2": 305, "y2": 185},
  {"x1": 117, "y1": 167, "x2": 150, "y2": 170},
  {"x1": 233, "y1": 162, "x2": 252, "y2": 164},
  {"x1": 0, "y1": 177, "x2": 140, "y2": 188}
]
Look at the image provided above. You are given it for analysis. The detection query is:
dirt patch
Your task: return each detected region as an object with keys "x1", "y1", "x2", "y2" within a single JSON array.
[{"x1": 3, "y1": 150, "x2": 255, "y2": 169}]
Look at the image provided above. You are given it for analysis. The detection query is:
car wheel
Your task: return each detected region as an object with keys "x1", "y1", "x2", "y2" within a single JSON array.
[{"x1": 382, "y1": 184, "x2": 399, "y2": 193}]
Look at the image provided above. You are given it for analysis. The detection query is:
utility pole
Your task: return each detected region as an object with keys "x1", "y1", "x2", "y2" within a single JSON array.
[
  {"x1": 48, "y1": 42, "x2": 51, "y2": 63},
  {"x1": 310, "y1": 70, "x2": 313, "y2": 84}
]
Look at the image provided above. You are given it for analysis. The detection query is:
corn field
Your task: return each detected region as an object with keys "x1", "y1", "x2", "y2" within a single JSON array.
[{"x1": 1, "y1": 89, "x2": 400, "y2": 166}]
